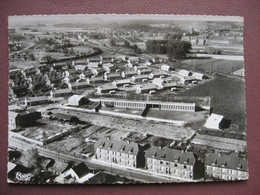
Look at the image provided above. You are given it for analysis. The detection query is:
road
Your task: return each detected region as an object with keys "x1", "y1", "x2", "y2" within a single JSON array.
[
  {"x1": 9, "y1": 137, "x2": 185, "y2": 183},
  {"x1": 9, "y1": 43, "x2": 35, "y2": 56}
]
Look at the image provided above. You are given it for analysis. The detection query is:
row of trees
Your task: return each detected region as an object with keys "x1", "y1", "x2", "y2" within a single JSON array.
[{"x1": 146, "y1": 39, "x2": 192, "y2": 59}]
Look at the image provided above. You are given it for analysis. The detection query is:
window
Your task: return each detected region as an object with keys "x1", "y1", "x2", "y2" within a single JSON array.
[
  {"x1": 175, "y1": 164, "x2": 177, "y2": 167},
  {"x1": 184, "y1": 165, "x2": 187, "y2": 169},
  {"x1": 160, "y1": 161, "x2": 163, "y2": 165}
]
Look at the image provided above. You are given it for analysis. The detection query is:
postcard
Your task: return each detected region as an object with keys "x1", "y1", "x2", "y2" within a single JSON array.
[{"x1": 7, "y1": 14, "x2": 247, "y2": 184}]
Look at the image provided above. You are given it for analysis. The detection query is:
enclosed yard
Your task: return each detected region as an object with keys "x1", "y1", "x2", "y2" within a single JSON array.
[{"x1": 146, "y1": 109, "x2": 208, "y2": 122}]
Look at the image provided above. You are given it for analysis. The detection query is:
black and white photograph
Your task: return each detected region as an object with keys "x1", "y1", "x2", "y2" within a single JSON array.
[{"x1": 7, "y1": 14, "x2": 247, "y2": 184}]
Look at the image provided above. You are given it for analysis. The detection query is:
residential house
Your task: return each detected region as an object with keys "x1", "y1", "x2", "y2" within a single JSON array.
[
  {"x1": 55, "y1": 162, "x2": 95, "y2": 184},
  {"x1": 97, "y1": 84, "x2": 118, "y2": 94},
  {"x1": 145, "y1": 147, "x2": 201, "y2": 180},
  {"x1": 192, "y1": 72, "x2": 206, "y2": 80},
  {"x1": 8, "y1": 109, "x2": 41, "y2": 130},
  {"x1": 94, "y1": 139, "x2": 148, "y2": 168},
  {"x1": 136, "y1": 84, "x2": 158, "y2": 94},
  {"x1": 205, "y1": 152, "x2": 248, "y2": 181},
  {"x1": 161, "y1": 64, "x2": 173, "y2": 72},
  {"x1": 178, "y1": 69, "x2": 192, "y2": 77}
]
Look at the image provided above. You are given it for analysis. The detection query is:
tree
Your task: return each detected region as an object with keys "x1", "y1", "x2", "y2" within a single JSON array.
[
  {"x1": 24, "y1": 148, "x2": 41, "y2": 169},
  {"x1": 164, "y1": 33, "x2": 183, "y2": 40},
  {"x1": 110, "y1": 38, "x2": 117, "y2": 46},
  {"x1": 41, "y1": 55, "x2": 54, "y2": 63},
  {"x1": 42, "y1": 131, "x2": 48, "y2": 140},
  {"x1": 167, "y1": 40, "x2": 192, "y2": 59},
  {"x1": 124, "y1": 40, "x2": 130, "y2": 48},
  {"x1": 146, "y1": 40, "x2": 168, "y2": 54}
]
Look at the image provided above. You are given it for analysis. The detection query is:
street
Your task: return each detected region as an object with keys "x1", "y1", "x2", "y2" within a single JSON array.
[{"x1": 9, "y1": 137, "x2": 186, "y2": 183}]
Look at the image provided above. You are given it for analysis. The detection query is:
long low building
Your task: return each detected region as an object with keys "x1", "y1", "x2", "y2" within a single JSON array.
[{"x1": 90, "y1": 98, "x2": 196, "y2": 112}]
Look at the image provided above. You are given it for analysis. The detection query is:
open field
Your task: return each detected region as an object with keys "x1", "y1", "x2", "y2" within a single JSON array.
[
  {"x1": 181, "y1": 58, "x2": 244, "y2": 74},
  {"x1": 177, "y1": 75, "x2": 245, "y2": 130}
]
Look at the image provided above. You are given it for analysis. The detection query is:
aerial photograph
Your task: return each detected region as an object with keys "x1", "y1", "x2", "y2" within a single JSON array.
[{"x1": 7, "y1": 14, "x2": 247, "y2": 184}]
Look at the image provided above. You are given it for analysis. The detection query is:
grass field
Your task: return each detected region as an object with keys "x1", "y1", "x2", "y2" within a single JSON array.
[
  {"x1": 177, "y1": 75, "x2": 246, "y2": 130},
  {"x1": 181, "y1": 58, "x2": 244, "y2": 74}
]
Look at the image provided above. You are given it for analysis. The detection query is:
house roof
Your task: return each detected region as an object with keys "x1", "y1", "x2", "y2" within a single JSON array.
[
  {"x1": 114, "y1": 79, "x2": 132, "y2": 84},
  {"x1": 152, "y1": 71, "x2": 166, "y2": 76},
  {"x1": 8, "y1": 105, "x2": 22, "y2": 111},
  {"x1": 145, "y1": 146, "x2": 196, "y2": 166},
  {"x1": 138, "y1": 83, "x2": 157, "y2": 90},
  {"x1": 68, "y1": 95, "x2": 86, "y2": 102},
  {"x1": 90, "y1": 76, "x2": 104, "y2": 81},
  {"x1": 51, "y1": 161, "x2": 69, "y2": 173},
  {"x1": 124, "y1": 71, "x2": 137, "y2": 75},
  {"x1": 192, "y1": 72, "x2": 204, "y2": 78},
  {"x1": 140, "y1": 68, "x2": 153, "y2": 73},
  {"x1": 8, "y1": 162, "x2": 17, "y2": 173},
  {"x1": 163, "y1": 82, "x2": 178, "y2": 88},
  {"x1": 52, "y1": 89, "x2": 72, "y2": 95},
  {"x1": 133, "y1": 75, "x2": 149, "y2": 80},
  {"x1": 27, "y1": 96, "x2": 50, "y2": 102},
  {"x1": 19, "y1": 109, "x2": 39, "y2": 116},
  {"x1": 94, "y1": 139, "x2": 142, "y2": 156},
  {"x1": 98, "y1": 84, "x2": 118, "y2": 90},
  {"x1": 107, "y1": 73, "x2": 121, "y2": 78},
  {"x1": 205, "y1": 152, "x2": 248, "y2": 172},
  {"x1": 72, "y1": 162, "x2": 90, "y2": 179},
  {"x1": 71, "y1": 81, "x2": 90, "y2": 87},
  {"x1": 179, "y1": 69, "x2": 191, "y2": 76}
]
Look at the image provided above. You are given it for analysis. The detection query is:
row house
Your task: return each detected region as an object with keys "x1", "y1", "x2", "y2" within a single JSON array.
[
  {"x1": 145, "y1": 147, "x2": 201, "y2": 180},
  {"x1": 205, "y1": 152, "x2": 248, "y2": 181},
  {"x1": 94, "y1": 139, "x2": 148, "y2": 168}
]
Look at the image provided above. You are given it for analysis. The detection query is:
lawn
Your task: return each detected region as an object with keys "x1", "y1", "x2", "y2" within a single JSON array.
[{"x1": 181, "y1": 58, "x2": 244, "y2": 74}]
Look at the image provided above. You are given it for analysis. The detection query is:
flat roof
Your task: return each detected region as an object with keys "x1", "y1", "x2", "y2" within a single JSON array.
[{"x1": 90, "y1": 98, "x2": 195, "y2": 106}]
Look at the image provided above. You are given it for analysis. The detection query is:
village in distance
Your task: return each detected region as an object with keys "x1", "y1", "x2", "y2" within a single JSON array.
[{"x1": 7, "y1": 15, "x2": 247, "y2": 184}]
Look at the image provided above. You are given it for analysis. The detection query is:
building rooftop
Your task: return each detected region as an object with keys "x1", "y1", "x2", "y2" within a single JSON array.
[
  {"x1": 205, "y1": 152, "x2": 248, "y2": 172},
  {"x1": 145, "y1": 146, "x2": 196, "y2": 166},
  {"x1": 94, "y1": 139, "x2": 142, "y2": 156},
  {"x1": 71, "y1": 162, "x2": 90, "y2": 179}
]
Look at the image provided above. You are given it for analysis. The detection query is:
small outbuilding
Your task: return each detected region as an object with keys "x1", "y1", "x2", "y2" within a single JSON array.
[
  {"x1": 204, "y1": 113, "x2": 224, "y2": 130},
  {"x1": 67, "y1": 95, "x2": 89, "y2": 107}
]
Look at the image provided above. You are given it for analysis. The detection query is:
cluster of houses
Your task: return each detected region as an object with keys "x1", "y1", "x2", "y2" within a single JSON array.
[
  {"x1": 9, "y1": 52, "x2": 208, "y2": 99},
  {"x1": 94, "y1": 138, "x2": 248, "y2": 181}
]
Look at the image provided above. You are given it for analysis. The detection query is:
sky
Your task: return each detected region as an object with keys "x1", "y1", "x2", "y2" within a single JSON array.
[{"x1": 8, "y1": 14, "x2": 243, "y2": 27}]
